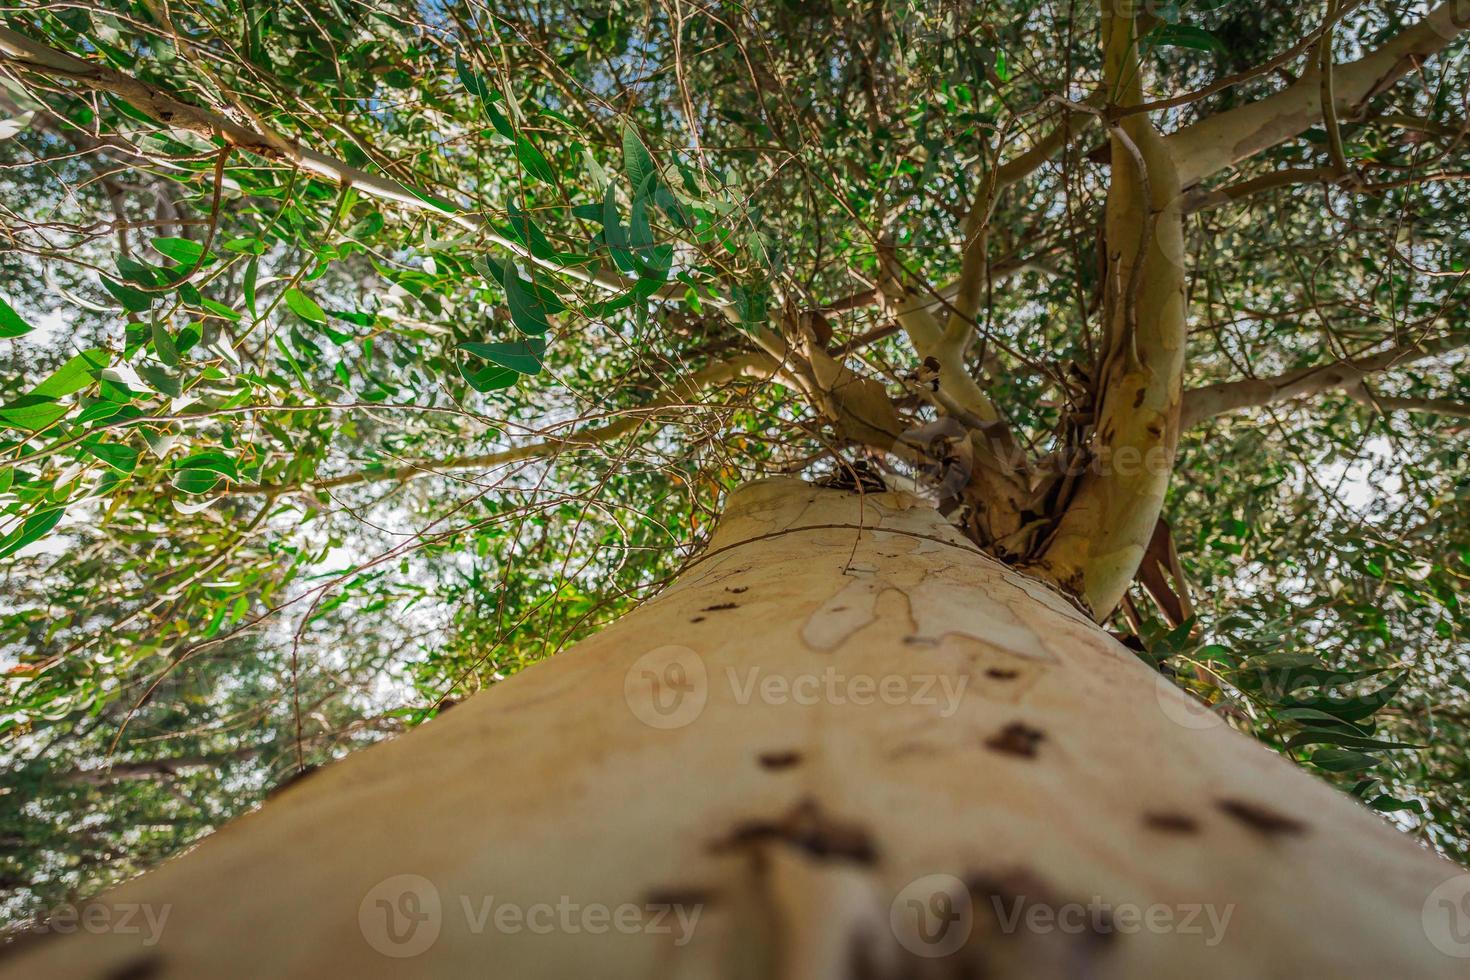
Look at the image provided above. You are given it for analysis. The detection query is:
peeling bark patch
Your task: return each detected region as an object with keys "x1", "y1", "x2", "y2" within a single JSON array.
[
  {"x1": 985, "y1": 722, "x2": 1045, "y2": 758},
  {"x1": 104, "y1": 955, "x2": 163, "y2": 980},
  {"x1": 1143, "y1": 812, "x2": 1199, "y2": 834},
  {"x1": 758, "y1": 750, "x2": 803, "y2": 770},
  {"x1": 1216, "y1": 799, "x2": 1306, "y2": 837},
  {"x1": 714, "y1": 798, "x2": 877, "y2": 865},
  {"x1": 984, "y1": 667, "x2": 1020, "y2": 681},
  {"x1": 266, "y1": 763, "x2": 321, "y2": 800}
]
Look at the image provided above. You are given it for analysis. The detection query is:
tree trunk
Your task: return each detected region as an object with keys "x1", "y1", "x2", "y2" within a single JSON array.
[{"x1": 6, "y1": 479, "x2": 1465, "y2": 978}]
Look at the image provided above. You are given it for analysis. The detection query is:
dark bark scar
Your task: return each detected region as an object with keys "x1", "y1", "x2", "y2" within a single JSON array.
[
  {"x1": 1216, "y1": 798, "x2": 1306, "y2": 837},
  {"x1": 1143, "y1": 812, "x2": 1199, "y2": 834},
  {"x1": 985, "y1": 721, "x2": 1045, "y2": 758},
  {"x1": 712, "y1": 797, "x2": 877, "y2": 865}
]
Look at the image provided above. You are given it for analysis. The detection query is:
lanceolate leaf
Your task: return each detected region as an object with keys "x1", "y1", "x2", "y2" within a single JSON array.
[
  {"x1": 33, "y1": 349, "x2": 110, "y2": 399},
  {"x1": 0, "y1": 295, "x2": 32, "y2": 337},
  {"x1": 284, "y1": 288, "x2": 328, "y2": 325},
  {"x1": 622, "y1": 125, "x2": 657, "y2": 195},
  {"x1": 151, "y1": 237, "x2": 207, "y2": 266},
  {"x1": 1149, "y1": 23, "x2": 1227, "y2": 54},
  {"x1": 100, "y1": 276, "x2": 153, "y2": 313},
  {"x1": 83, "y1": 440, "x2": 140, "y2": 473},
  {"x1": 502, "y1": 265, "x2": 551, "y2": 336},
  {"x1": 0, "y1": 508, "x2": 64, "y2": 560},
  {"x1": 461, "y1": 337, "x2": 546, "y2": 374},
  {"x1": 514, "y1": 136, "x2": 556, "y2": 184},
  {"x1": 460, "y1": 361, "x2": 519, "y2": 392}
]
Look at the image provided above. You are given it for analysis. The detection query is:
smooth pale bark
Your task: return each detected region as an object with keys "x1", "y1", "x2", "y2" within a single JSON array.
[
  {"x1": 5, "y1": 479, "x2": 1463, "y2": 978},
  {"x1": 1029, "y1": 8, "x2": 1187, "y2": 618},
  {"x1": 1180, "y1": 330, "x2": 1470, "y2": 428}
]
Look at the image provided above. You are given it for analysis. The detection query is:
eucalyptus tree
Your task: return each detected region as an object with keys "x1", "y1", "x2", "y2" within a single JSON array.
[{"x1": 2, "y1": 0, "x2": 1470, "y2": 975}]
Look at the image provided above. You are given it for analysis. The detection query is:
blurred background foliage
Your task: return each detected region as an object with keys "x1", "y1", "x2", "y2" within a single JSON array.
[{"x1": 1, "y1": 0, "x2": 1467, "y2": 930}]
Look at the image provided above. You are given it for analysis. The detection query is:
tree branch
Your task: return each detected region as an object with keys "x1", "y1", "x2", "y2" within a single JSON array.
[
  {"x1": 1180, "y1": 330, "x2": 1470, "y2": 427},
  {"x1": 1025, "y1": 1, "x2": 1188, "y2": 619},
  {"x1": 1347, "y1": 387, "x2": 1470, "y2": 419},
  {"x1": 1166, "y1": 0, "x2": 1470, "y2": 187}
]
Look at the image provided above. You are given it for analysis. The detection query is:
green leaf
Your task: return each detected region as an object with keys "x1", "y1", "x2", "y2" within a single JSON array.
[
  {"x1": 623, "y1": 125, "x2": 657, "y2": 195},
  {"x1": 34, "y1": 349, "x2": 109, "y2": 399},
  {"x1": 502, "y1": 265, "x2": 551, "y2": 336},
  {"x1": 503, "y1": 202, "x2": 556, "y2": 260},
  {"x1": 0, "y1": 295, "x2": 32, "y2": 338},
  {"x1": 461, "y1": 337, "x2": 545, "y2": 374},
  {"x1": 174, "y1": 451, "x2": 238, "y2": 479},
  {"x1": 1149, "y1": 23, "x2": 1226, "y2": 55},
  {"x1": 171, "y1": 450, "x2": 237, "y2": 493},
  {"x1": 329, "y1": 310, "x2": 376, "y2": 327},
  {"x1": 514, "y1": 136, "x2": 556, "y2": 184},
  {"x1": 0, "y1": 395, "x2": 67, "y2": 431},
  {"x1": 135, "y1": 362, "x2": 182, "y2": 398},
  {"x1": 199, "y1": 298, "x2": 241, "y2": 322},
  {"x1": 244, "y1": 256, "x2": 259, "y2": 315},
  {"x1": 1284, "y1": 729, "x2": 1420, "y2": 752},
  {"x1": 223, "y1": 237, "x2": 266, "y2": 255},
  {"x1": 485, "y1": 100, "x2": 515, "y2": 141},
  {"x1": 172, "y1": 469, "x2": 222, "y2": 495},
  {"x1": 1280, "y1": 673, "x2": 1408, "y2": 723},
  {"x1": 116, "y1": 256, "x2": 161, "y2": 287},
  {"x1": 460, "y1": 360, "x2": 519, "y2": 392},
  {"x1": 152, "y1": 320, "x2": 180, "y2": 367},
  {"x1": 1368, "y1": 795, "x2": 1426, "y2": 814},
  {"x1": 602, "y1": 184, "x2": 634, "y2": 273},
  {"x1": 0, "y1": 508, "x2": 64, "y2": 560},
  {"x1": 84, "y1": 440, "x2": 139, "y2": 473},
  {"x1": 100, "y1": 276, "x2": 153, "y2": 313},
  {"x1": 455, "y1": 51, "x2": 492, "y2": 100},
  {"x1": 284, "y1": 287, "x2": 328, "y2": 325},
  {"x1": 1310, "y1": 748, "x2": 1381, "y2": 773},
  {"x1": 151, "y1": 236, "x2": 206, "y2": 266}
]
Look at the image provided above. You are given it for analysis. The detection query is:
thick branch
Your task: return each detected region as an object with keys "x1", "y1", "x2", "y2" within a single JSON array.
[
  {"x1": 1348, "y1": 388, "x2": 1470, "y2": 419},
  {"x1": 1027, "y1": 2, "x2": 1187, "y2": 619},
  {"x1": 1180, "y1": 330, "x2": 1470, "y2": 427},
  {"x1": 1166, "y1": 0, "x2": 1470, "y2": 187}
]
